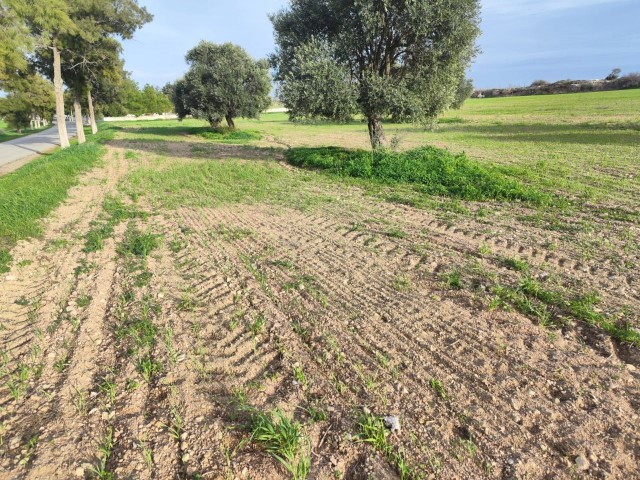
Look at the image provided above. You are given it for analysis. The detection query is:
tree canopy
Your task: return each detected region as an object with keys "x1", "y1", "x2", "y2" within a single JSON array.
[
  {"x1": 4, "y1": 0, "x2": 151, "y2": 146},
  {"x1": 172, "y1": 42, "x2": 271, "y2": 129},
  {"x1": 270, "y1": 0, "x2": 481, "y2": 148}
]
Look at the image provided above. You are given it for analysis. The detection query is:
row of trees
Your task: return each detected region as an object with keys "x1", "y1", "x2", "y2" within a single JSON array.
[
  {"x1": 1, "y1": 0, "x2": 152, "y2": 147},
  {"x1": 169, "y1": 1, "x2": 480, "y2": 149},
  {"x1": 3, "y1": 0, "x2": 481, "y2": 150}
]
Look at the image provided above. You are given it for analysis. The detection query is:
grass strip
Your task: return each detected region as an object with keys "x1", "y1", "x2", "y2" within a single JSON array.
[{"x1": 0, "y1": 125, "x2": 115, "y2": 272}]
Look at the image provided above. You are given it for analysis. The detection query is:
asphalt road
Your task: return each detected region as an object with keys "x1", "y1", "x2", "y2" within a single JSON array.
[{"x1": 0, "y1": 123, "x2": 77, "y2": 175}]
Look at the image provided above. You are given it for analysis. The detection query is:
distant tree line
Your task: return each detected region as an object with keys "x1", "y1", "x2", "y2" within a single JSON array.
[{"x1": 474, "y1": 70, "x2": 640, "y2": 99}]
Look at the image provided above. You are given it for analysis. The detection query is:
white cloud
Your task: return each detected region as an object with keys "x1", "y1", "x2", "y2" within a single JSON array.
[{"x1": 482, "y1": 0, "x2": 626, "y2": 16}]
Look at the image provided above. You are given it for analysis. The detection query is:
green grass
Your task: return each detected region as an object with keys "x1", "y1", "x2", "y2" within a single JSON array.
[
  {"x1": 246, "y1": 408, "x2": 310, "y2": 479},
  {"x1": 0, "y1": 119, "x2": 50, "y2": 143},
  {"x1": 0, "y1": 125, "x2": 114, "y2": 272},
  {"x1": 491, "y1": 276, "x2": 640, "y2": 346},
  {"x1": 117, "y1": 226, "x2": 160, "y2": 258},
  {"x1": 113, "y1": 90, "x2": 640, "y2": 210},
  {"x1": 357, "y1": 413, "x2": 417, "y2": 479},
  {"x1": 197, "y1": 127, "x2": 261, "y2": 143},
  {"x1": 123, "y1": 152, "x2": 338, "y2": 211},
  {"x1": 287, "y1": 146, "x2": 547, "y2": 203}
]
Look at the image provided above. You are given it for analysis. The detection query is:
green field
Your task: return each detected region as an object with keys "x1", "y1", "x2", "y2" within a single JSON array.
[{"x1": 112, "y1": 89, "x2": 640, "y2": 210}]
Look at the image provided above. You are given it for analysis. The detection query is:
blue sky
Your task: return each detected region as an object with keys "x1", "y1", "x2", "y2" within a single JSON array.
[{"x1": 122, "y1": 0, "x2": 640, "y2": 90}]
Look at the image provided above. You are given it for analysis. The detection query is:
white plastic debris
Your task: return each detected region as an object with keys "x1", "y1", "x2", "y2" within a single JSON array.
[{"x1": 383, "y1": 415, "x2": 401, "y2": 433}]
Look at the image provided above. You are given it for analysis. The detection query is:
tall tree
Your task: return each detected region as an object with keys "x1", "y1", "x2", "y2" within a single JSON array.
[
  {"x1": 8, "y1": 0, "x2": 151, "y2": 147},
  {"x1": 0, "y1": 73, "x2": 55, "y2": 131},
  {"x1": 8, "y1": 0, "x2": 77, "y2": 147},
  {"x1": 172, "y1": 42, "x2": 271, "y2": 129},
  {"x1": 0, "y1": 0, "x2": 30, "y2": 82},
  {"x1": 270, "y1": 0, "x2": 481, "y2": 148}
]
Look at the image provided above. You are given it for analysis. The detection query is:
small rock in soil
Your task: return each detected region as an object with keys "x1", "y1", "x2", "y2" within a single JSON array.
[
  {"x1": 383, "y1": 415, "x2": 401, "y2": 433},
  {"x1": 575, "y1": 455, "x2": 589, "y2": 470}
]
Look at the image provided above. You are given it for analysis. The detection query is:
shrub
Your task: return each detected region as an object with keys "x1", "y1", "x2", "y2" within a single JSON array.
[{"x1": 287, "y1": 146, "x2": 547, "y2": 203}]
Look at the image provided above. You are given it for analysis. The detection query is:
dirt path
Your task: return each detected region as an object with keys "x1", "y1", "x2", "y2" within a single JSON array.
[{"x1": 0, "y1": 141, "x2": 638, "y2": 479}]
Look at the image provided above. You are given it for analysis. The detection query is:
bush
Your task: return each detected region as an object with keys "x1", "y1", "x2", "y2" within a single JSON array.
[
  {"x1": 287, "y1": 146, "x2": 547, "y2": 203},
  {"x1": 195, "y1": 127, "x2": 261, "y2": 143}
]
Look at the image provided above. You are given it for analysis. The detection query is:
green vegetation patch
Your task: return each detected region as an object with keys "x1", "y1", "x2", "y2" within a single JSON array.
[
  {"x1": 195, "y1": 127, "x2": 262, "y2": 143},
  {"x1": 491, "y1": 276, "x2": 640, "y2": 346},
  {"x1": 287, "y1": 146, "x2": 547, "y2": 203},
  {"x1": 0, "y1": 125, "x2": 115, "y2": 272},
  {"x1": 124, "y1": 156, "x2": 336, "y2": 211}
]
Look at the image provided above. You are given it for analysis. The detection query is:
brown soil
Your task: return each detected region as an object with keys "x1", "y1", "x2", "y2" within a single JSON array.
[{"x1": 0, "y1": 143, "x2": 638, "y2": 480}]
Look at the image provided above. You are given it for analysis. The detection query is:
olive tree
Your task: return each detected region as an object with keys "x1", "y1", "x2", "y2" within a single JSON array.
[
  {"x1": 270, "y1": 0, "x2": 481, "y2": 149},
  {"x1": 451, "y1": 78, "x2": 474, "y2": 110},
  {"x1": 172, "y1": 42, "x2": 271, "y2": 129}
]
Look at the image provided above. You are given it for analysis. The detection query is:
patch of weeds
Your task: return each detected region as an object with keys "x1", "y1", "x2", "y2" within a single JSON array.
[
  {"x1": 392, "y1": 276, "x2": 413, "y2": 292},
  {"x1": 478, "y1": 243, "x2": 491, "y2": 256},
  {"x1": 196, "y1": 127, "x2": 262, "y2": 143},
  {"x1": 283, "y1": 274, "x2": 328, "y2": 307},
  {"x1": 14, "y1": 296, "x2": 30, "y2": 307},
  {"x1": 46, "y1": 238, "x2": 69, "y2": 251},
  {"x1": 74, "y1": 259, "x2": 97, "y2": 276},
  {"x1": 0, "y1": 249, "x2": 12, "y2": 273},
  {"x1": 77, "y1": 294, "x2": 92, "y2": 309},
  {"x1": 287, "y1": 146, "x2": 548, "y2": 204},
  {"x1": 137, "y1": 356, "x2": 162, "y2": 383},
  {"x1": 83, "y1": 221, "x2": 114, "y2": 253},
  {"x1": 177, "y1": 292, "x2": 199, "y2": 312},
  {"x1": 429, "y1": 378, "x2": 448, "y2": 400},
  {"x1": 214, "y1": 224, "x2": 255, "y2": 241},
  {"x1": 492, "y1": 276, "x2": 640, "y2": 345},
  {"x1": 124, "y1": 150, "x2": 139, "y2": 160},
  {"x1": 89, "y1": 427, "x2": 114, "y2": 480},
  {"x1": 17, "y1": 259, "x2": 32, "y2": 268},
  {"x1": 357, "y1": 413, "x2": 417, "y2": 479},
  {"x1": 240, "y1": 253, "x2": 273, "y2": 298},
  {"x1": 247, "y1": 314, "x2": 267, "y2": 338},
  {"x1": 118, "y1": 226, "x2": 161, "y2": 258},
  {"x1": 269, "y1": 259, "x2": 295, "y2": 269},
  {"x1": 134, "y1": 269, "x2": 153, "y2": 287},
  {"x1": 503, "y1": 257, "x2": 530, "y2": 272},
  {"x1": 301, "y1": 404, "x2": 327, "y2": 424},
  {"x1": 441, "y1": 270, "x2": 462, "y2": 290},
  {"x1": 247, "y1": 408, "x2": 310, "y2": 479},
  {"x1": 292, "y1": 364, "x2": 308, "y2": 389},
  {"x1": 385, "y1": 227, "x2": 406, "y2": 239},
  {"x1": 168, "y1": 236, "x2": 187, "y2": 253}
]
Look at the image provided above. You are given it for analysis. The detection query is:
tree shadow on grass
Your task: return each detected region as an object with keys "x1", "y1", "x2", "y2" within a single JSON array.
[
  {"x1": 108, "y1": 138, "x2": 288, "y2": 163},
  {"x1": 111, "y1": 124, "x2": 214, "y2": 138}
]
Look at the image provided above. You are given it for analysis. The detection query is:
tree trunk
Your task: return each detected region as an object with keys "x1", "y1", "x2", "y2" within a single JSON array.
[
  {"x1": 208, "y1": 116, "x2": 221, "y2": 129},
  {"x1": 367, "y1": 114, "x2": 387, "y2": 149},
  {"x1": 87, "y1": 89, "x2": 98, "y2": 134},
  {"x1": 225, "y1": 113, "x2": 235, "y2": 129},
  {"x1": 73, "y1": 92, "x2": 86, "y2": 144},
  {"x1": 52, "y1": 41, "x2": 70, "y2": 148}
]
